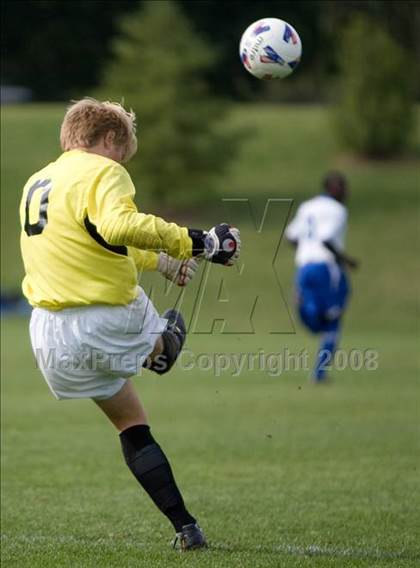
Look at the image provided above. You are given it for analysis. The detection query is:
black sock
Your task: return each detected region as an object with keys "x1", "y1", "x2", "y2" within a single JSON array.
[{"x1": 119, "y1": 424, "x2": 196, "y2": 531}]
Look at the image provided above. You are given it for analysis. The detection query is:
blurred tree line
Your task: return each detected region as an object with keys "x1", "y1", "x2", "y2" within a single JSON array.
[
  {"x1": 2, "y1": 0, "x2": 420, "y2": 102},
  {"x1": 96, "y1": 0, "x2": 240, "y2": 206},
  {"x1": 1, "y1": 0, "x2": 418, "y2": 202},
  {"x1": 335, "y1": 15, "x2": 416, "y2": 158}
]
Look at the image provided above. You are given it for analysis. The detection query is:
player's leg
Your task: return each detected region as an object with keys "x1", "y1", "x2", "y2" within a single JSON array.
[
  {"x1": 312, "y1": 266, "x2": 349, "y2": 382},
  {"x1": 94, "y1": 378, "x2": 148, "y2": 430},
  {"x1": 144, "y1": 309, "x2": 186, "y2": 375},
  {"x1": 296, "y1": 264, "x2": 324, "y2": 333},
  {"x1": 312, "y1": 323, "x2": 340, "y2": 382},
  {"x1": 94, "y1": 379, "x2": 206, "y2": 549}
]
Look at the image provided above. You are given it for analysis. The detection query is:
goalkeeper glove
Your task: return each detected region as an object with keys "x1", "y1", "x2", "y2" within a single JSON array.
[
  {"x1": 157, "y1": 253, "x2": 199, "y2": 287},
  {"x1": 188, "y1": 224, "x2": 241, "y2": 266}
]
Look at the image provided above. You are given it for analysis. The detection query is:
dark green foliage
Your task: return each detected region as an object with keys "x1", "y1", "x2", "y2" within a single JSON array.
[
  {"x1": 98, "y1": 0, "x2": 239, "y2": 206},
  {"x1": 4, "y1": 1, "x2": 420, "y2": 102},
  {"x1": 335, "y1": 15, "x2": 416, "y2": 158},
  {"x1": 1, "y1": 0, "x2": 138, "y2": 101}
]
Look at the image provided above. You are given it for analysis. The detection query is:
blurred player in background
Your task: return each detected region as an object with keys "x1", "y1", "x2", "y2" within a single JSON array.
[
  {"x1": 20, "y1": 98, "x2": 240, "y2": 550},
  {"x1": 285, "y1": 172, "x2": 359, "y2": 382}
]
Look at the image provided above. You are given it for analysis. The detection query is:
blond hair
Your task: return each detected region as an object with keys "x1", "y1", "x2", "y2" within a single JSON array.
[{"x1": 60, "y1": 98, "x2": 137, "y2": 162}]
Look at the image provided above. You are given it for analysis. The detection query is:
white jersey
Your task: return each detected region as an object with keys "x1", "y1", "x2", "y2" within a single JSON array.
[{"x1": 285, "y1": 195, "x2": 347, "y2": 266}]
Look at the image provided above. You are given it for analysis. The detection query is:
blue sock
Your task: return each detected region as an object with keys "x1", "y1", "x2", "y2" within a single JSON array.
[{"x1": 313, "y1": 331, "x2": 339, "y2": 381}]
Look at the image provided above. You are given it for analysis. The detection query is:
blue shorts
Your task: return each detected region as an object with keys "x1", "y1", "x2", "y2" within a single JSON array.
[{"x1": 296, "y1": 263, "x2": 349, "y2": 333}]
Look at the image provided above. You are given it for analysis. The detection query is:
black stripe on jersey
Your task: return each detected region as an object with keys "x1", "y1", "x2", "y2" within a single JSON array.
[{"x1": 84, "y1": 216, "x2": 127, "y2": 256}]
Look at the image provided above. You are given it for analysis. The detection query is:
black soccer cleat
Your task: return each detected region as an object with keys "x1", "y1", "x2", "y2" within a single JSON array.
[
  {"x1": 162, "y1": 309, "x2": 186, "y2": 350},
  {"x1": 173, "y1": 523, "x2": 207, "y2": 551}
]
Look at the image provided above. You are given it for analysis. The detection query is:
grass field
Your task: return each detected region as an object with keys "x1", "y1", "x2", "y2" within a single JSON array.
[{"x1": 1, "y1": 103, "x2": 419, "y2": 567}]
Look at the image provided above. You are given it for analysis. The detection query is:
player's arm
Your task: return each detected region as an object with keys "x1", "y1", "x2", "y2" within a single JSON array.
[
  {"x1": 284, "y1": 207, "x2": 302, "y2": 247},
  {"x1": 91, "y1": 164, "x2": 240, "y2": 265},
  {"x1": 286, "y1": 237, "x2": 298, "y2": 248},
  {"x1": 128, "y1": 248, "x2": 159, "y2": 271},
  {"x1": 92, "y1": 165, "x2": 191, "y2": 258},
  {"x1": 320, "y1": 208, "x2": 359, "y2": 270},
  {"x1": 323, "y1": 241, "x2": 359, "y2": 270}
]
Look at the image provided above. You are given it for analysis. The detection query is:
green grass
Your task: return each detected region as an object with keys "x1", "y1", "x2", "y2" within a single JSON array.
[
  {"x1": 1, "y1": 103, "x2": 419, "y2": 567},
  {"x1": 2, "y1": 321, "x2": 419, "y2": 567}
]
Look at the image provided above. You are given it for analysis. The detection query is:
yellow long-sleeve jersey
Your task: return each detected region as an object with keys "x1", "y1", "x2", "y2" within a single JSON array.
[{"x1": 19, "y1": 150, "x2": 193, "y2": 309}]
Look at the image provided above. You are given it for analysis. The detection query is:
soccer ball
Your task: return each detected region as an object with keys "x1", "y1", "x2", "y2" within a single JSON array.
[{"x1": 239, "y1": 18, "x2": 302, "y2": 80}]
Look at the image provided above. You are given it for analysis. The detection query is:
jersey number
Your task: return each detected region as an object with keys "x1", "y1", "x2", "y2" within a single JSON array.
[{"x1": 24, "y1": 179, "x2": 52, "y2": 236}]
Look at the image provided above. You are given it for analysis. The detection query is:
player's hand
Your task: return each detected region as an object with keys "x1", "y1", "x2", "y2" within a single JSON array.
[
  {"x1": 204, "y1": 223, "x2": 241, "y2": 266},
  {"x1": 157, "y1": 253, "x2": 199, "y2": 287},
  {"x1": 346, "y1": 256, "x2": 360, "y2": 270}
]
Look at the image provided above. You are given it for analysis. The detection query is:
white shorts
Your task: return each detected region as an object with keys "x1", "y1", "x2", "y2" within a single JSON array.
[{"x1": 29, "y1": 288, "x2": 167, "y2": 401}]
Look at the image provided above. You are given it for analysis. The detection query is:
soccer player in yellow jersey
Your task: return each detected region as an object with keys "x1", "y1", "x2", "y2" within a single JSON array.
[{"x1": 19, "y1": 98, "x2": 241, "y2": 551}]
